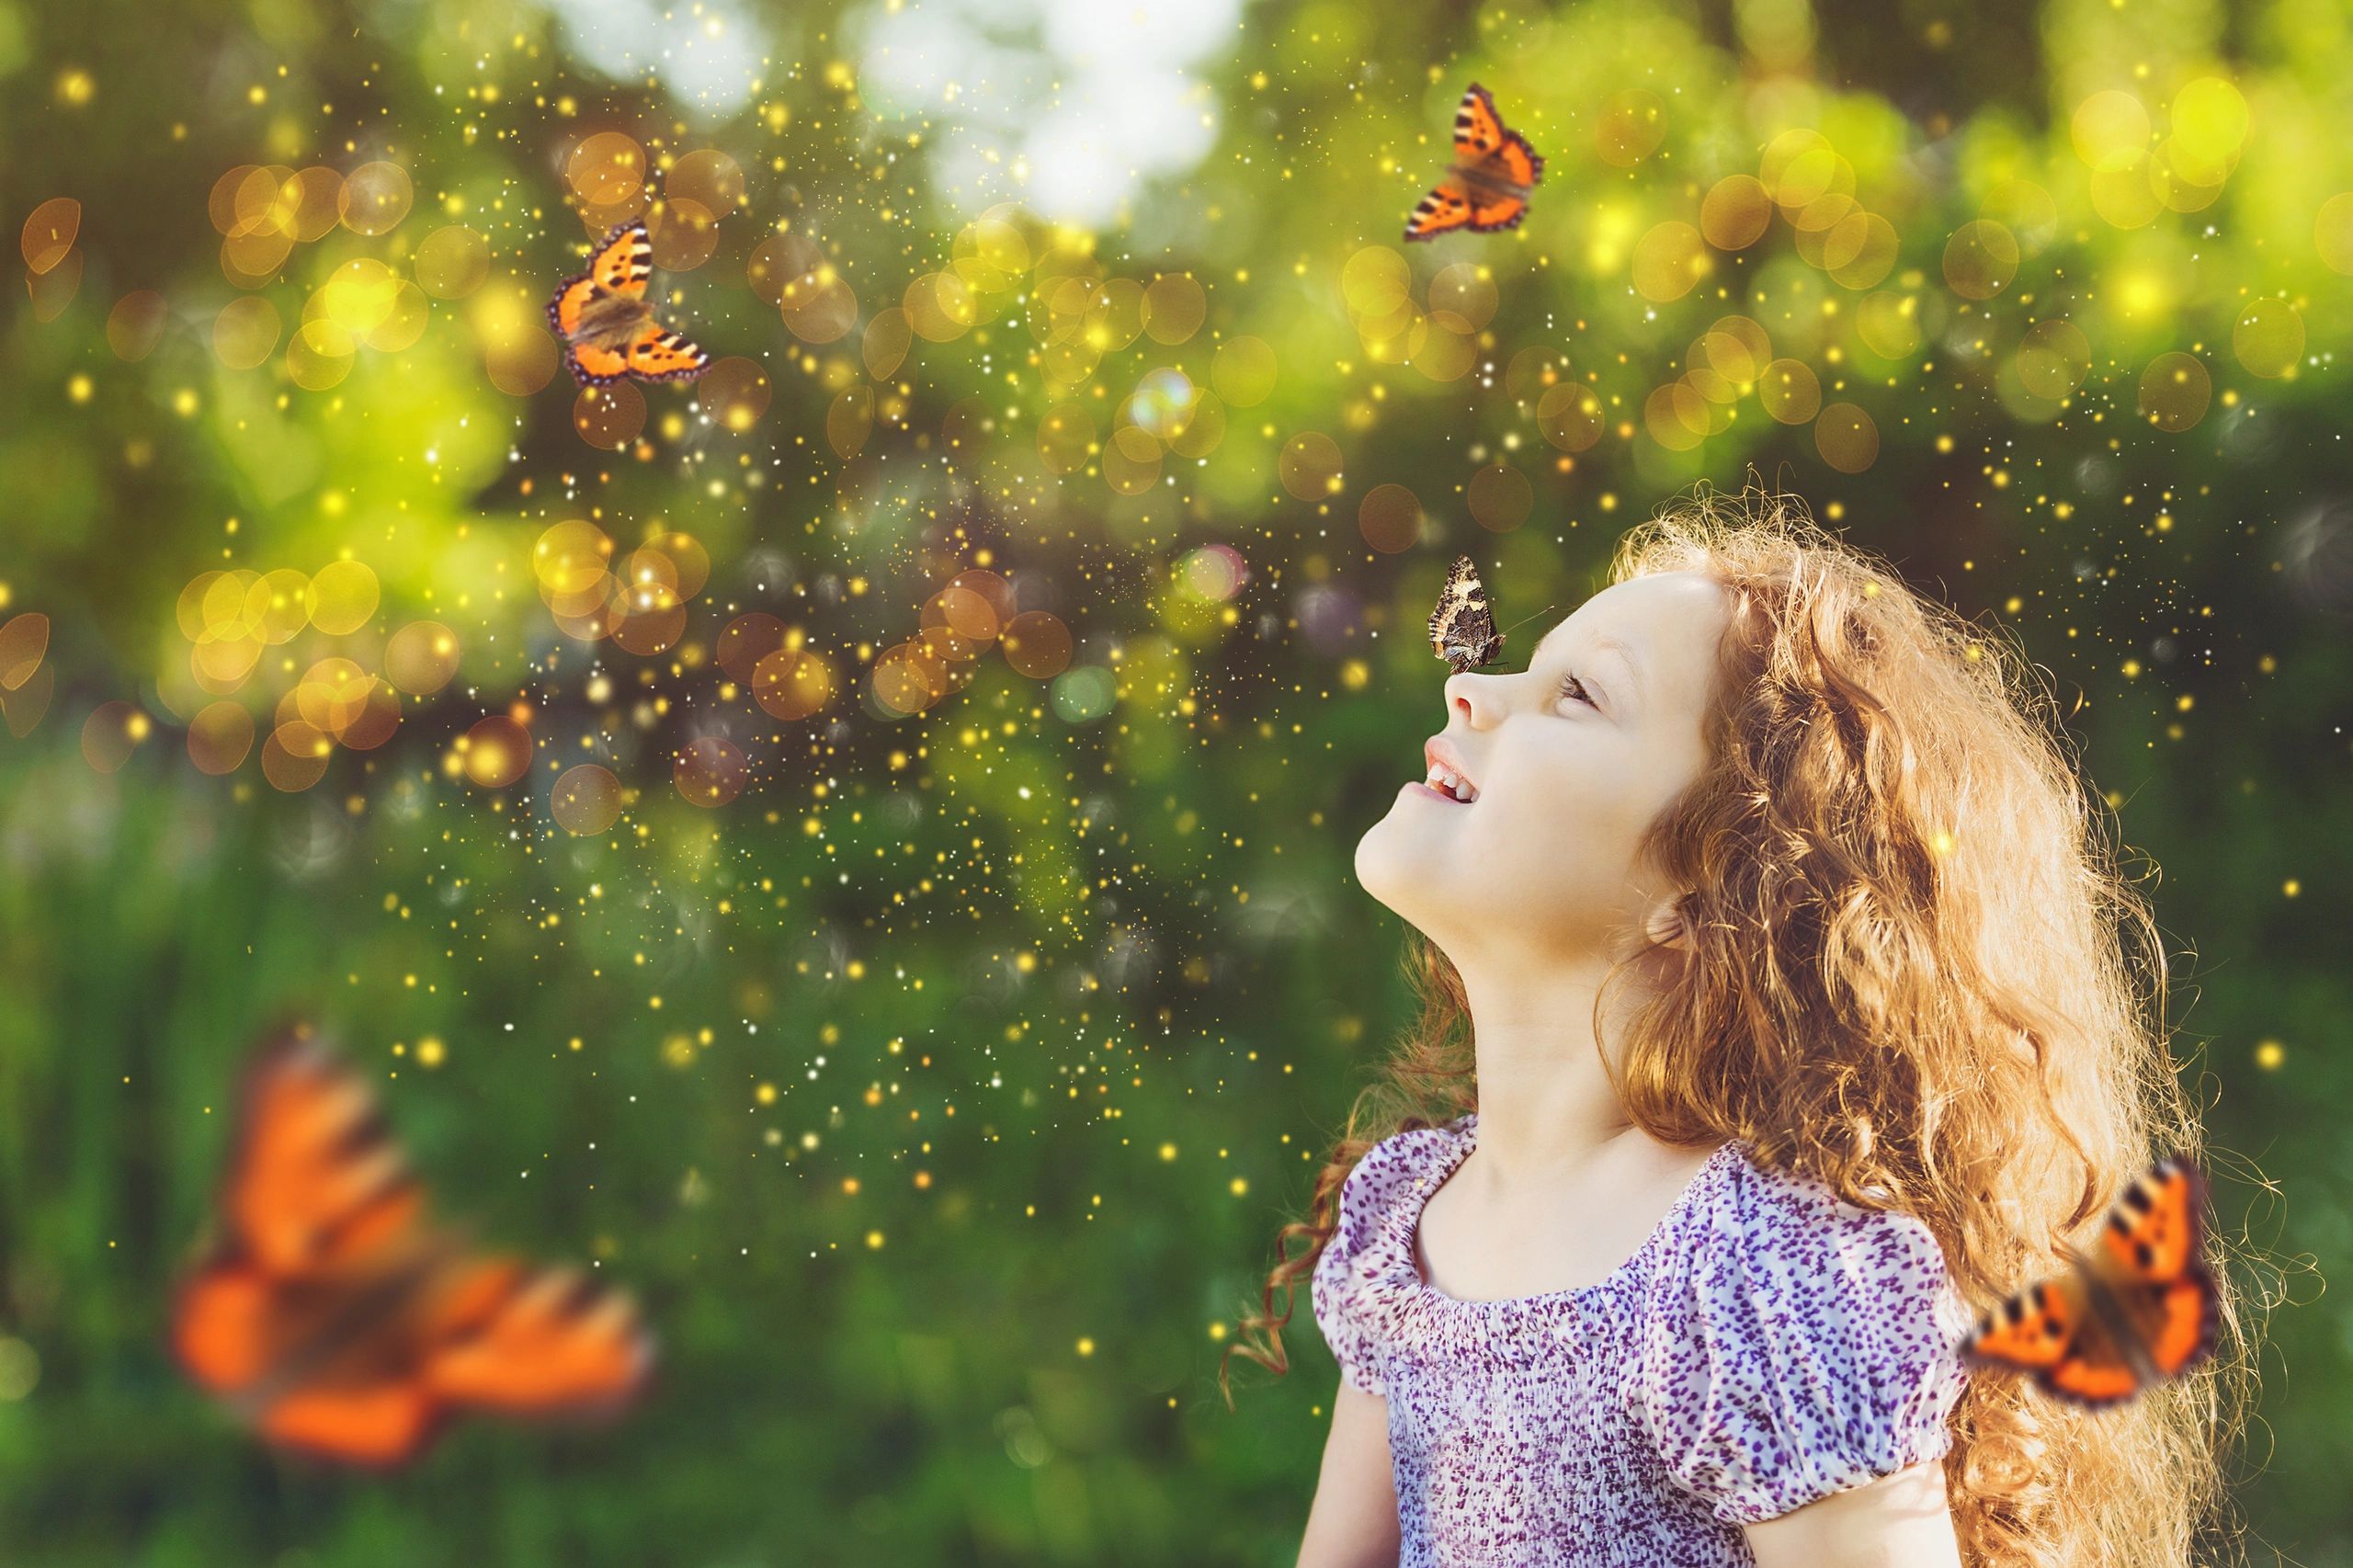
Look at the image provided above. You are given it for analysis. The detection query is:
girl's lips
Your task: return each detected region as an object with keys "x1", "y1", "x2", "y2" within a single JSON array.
[{"x1": 1404, "y1": 780, "x2": 1472, "y2": 804}]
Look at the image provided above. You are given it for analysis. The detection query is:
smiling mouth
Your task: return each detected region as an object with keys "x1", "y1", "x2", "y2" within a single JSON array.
[{"x1": 1415, "y1": 764, "x2": 1479, "y2": 803}]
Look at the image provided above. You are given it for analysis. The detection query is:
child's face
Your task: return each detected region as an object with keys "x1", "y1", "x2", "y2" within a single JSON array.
[{"x1": 1356, "y1": 569, "x2": 1729, "y2": 965}]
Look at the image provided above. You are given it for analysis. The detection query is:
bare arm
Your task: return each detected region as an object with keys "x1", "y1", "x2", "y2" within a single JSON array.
[
  {"x1": 1296, "y1": 1383, "x2": 1401, "y2": 1568},
  {"x1": 1743, "y1": 1460, "x2": 1962, "y2": 1568}
]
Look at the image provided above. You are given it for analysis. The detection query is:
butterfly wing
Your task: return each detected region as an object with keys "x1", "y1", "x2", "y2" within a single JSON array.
[
  {"x1": 424, "y1": 1258, "x2": 656, "y2": 1420},
  {"x1": 2094, "y1": 1155, "x2": 2219, "y2": 1381},
  {"x1": 1963, "y1": 1274, "x2": 2081, "y2": 1376},
  {"x1": 564, "y1": 341, "x2": 632, "y2": 388},
  {"x1": 1968, "y1": 1270, "x2": 2143, "y2": 1408},
  {"x1": 1467, "y1": 192, "x2": 1530, "y2": 233},
  {"x1": 170, "y1": 1030, "x2": 439, "y2": 1435},
  {"x1": 171, "y1": 1028, "x2": 654, "y2": 1468},
  {"x1": 587, "y1": 220, "x2": 654, "y2": 301},
  {"x1": 2098, "y1": 1156, "x2": 2204, "y2": 1285},
  {"x1": 547, "y1": 276, "x2": 598, "y2": 343},
  {"x1": 1454, "y1": 83, "x2": 1506, "y2": 161},
  {"x1": 1405, "y1": 180, "x2": 1476, "y2": 243},
  {"x1": 217, "y1": 1028, "x2": 432, "y2": 1282},
  {"x1": 1427, "y1": 556, "x2": 1472, "y2": 657},
  {"x1": 620, "y1": 318, "x2": 711, "y2": 384},
  {"x1": 547, "y1": 221, "x2": 656, "y2": 381},
  {"x1": 1427, "y1": 555, "x2": 1504, "y2": 670},
  {"x1": 1469, "y1": 132, "x2": 1544, "y2": 232}
]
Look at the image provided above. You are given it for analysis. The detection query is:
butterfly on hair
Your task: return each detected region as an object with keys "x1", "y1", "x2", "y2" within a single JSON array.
[
  {"x1": 167, "y1": 1022, "x2": 658, "y2": 1467},
  {"x1": 1428, "y1": 554, "x2": 1506, "y2": 675},
  {"x1": 1405, "y1": 84, "x2": 1545, "y2": 243},
  {"x1": 1959, "y1": 1154, "x2": 2219, "y2": 1409},
  {"x1": 546, "y1": 218, "x2": 712, "y2": 388}
]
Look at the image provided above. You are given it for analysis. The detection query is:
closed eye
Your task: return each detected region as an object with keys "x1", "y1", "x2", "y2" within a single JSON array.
[{"x1": 1556, "y1": 671, "x2": 1595, "y2": 710}]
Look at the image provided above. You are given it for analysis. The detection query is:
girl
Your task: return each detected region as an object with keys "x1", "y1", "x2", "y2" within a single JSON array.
[{"x1": 1223, "y1": 485, "x2": 2246, "y2": 1567}]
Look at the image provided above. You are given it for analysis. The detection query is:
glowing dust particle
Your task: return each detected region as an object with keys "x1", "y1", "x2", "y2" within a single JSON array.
[
  {"x1": 1229, "y1": 1177, "x2": 1249, "y2": 1197},
  {"x1": 1207, "y1": 1322, "x2": 1228, "y2": 1341},
  {"x1": 2282, "y1": 880, "x2": 2301, "y2": 898},
  {"x1": 416, "y1": 1037, "x2": 446, "y2": 1068},
  {"x1": 66, "y1": 375, "x2": 92, "y2": 403},
  {"x1": 1159, "y1": 1142, "x2": 1178, "y2": 1161},
  {"x1": 865, "y1": 1230, "x2": 885, "y2": 1249},
  {"x1": 2255, "y1": 1040, "x2": 2284, "y2": 1070},
  {"x1": 1074, "y1": 1337, "x2": 1095, "y2": 1357}
]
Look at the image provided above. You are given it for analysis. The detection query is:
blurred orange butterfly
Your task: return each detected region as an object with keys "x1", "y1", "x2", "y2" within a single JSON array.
[
  {"x1": 170, "y1": 1026, "x2": 656, "y2": 1467},
  {"x1": 1404, "y1": 84, "x2": 1545, "y2": 242},
  {"x1": 1961, "y1": 1155, "x2": 2218, "y2": 1408},
  {"x1": 546, "y1": 218, "x2": 711, "y2": 387}
]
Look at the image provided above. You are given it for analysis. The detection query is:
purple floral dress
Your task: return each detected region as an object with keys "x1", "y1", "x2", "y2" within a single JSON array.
[{"x1": 1310, "y1": 1112, "x2": 1970, "y2": 1566}]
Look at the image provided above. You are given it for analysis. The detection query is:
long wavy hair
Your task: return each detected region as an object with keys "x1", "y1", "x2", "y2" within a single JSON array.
[{"x1": 1222, "y1": 482, "x2": 2257, "y2": 1568}]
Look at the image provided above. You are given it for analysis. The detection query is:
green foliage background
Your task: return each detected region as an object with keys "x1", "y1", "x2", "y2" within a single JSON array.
[{"x1": 0, "y1": 0, "x2": 2347, "y2": 1562}]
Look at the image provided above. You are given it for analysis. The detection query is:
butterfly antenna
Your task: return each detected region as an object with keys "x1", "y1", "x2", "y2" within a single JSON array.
[{"x1": 1495, "y1": 603, "x2": 1557, "y2": 667}]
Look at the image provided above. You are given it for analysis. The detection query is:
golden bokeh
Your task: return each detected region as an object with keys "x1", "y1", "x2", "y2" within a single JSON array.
[
  {"x1": 574, "y1": 381, "x2": 647, "y2": 449},
  {"x1": 80, "y1": 702, "x2": 147, "y2": 775},
  {"x1": 1813, "y1": 402, "x2": 1880, "y2": 472},
  {"x1": 306, "y1": 560, "x2": 381, "y2": 636},
  {"x1": 667, "y1": 149, "x2": 747, "y2": 217},
  {"x1": 107, "y1": 291, "x2": 169, "y2": 361},
  {"x1": 337, "y1": 162, "x2": 413, "y2": 236},
  {"x1": 415, "y1": 225, "x2": 490, "y2": 300},
  {"x1": 1536, "y1": 382, "x2": 1604, "y2": 451},
  {"x1": 1468, "y1": 463, "x2": 1533, "y2": 533},
  {"x1": 2233, "y1": 299, "x2": 2303, "y2": 380},
  {"x1": 751, "y1": 647, "x2": 835, "y2": 720},
  {"x1": 385, "y1": 620, "x2": 460, "y2": 695},
  {"x1": 1700, "y1": 176, "x2": 1773, "y2": 251},
  {"x1": 826, "y1": 386, "x2": 872, "y2": 459},
  {"x1": 1211, "y1": 336, "x2": 1277, "y2": 407},
  {"x1": 2016, "y1": 319, "x2": 2092, "y2": 400},
  {"x1": 1142, "y1": 273, "x2": 1207, "y2": 345},
  {"x1": 861, "y1": 307, "x2": 912, "y2": 381},
  {"x1": 717, "y1": 614, "x2": 790, "y2": 683},
  {"x1": 186, "y1": 701, "x2": 255, "y2": 776},
  {"x1": 673, "y1": 737, "x2": 748, "y2": 807},
  {"x1": 0, "y1": 613, "x2": 51, "y2": 692},
  {"x1": 647, "y1": 197, "x2": 720, "y2": 271},
  {"x1": 1357, "y1": 483, "x2": 1423, "y2": 554},
  {"x1": 998, "y1": 611, "x2": 1072, "y2": 680},
  {"x1": 1631, "y1": 222, "x2": 1710, "y2": 302},
  {"x1": 1758, "y1": 358, "x2": 1823, "y2": 424},
  {"x1": 30, "y1": 251, "x2": 84, "y2": 320},
  {"x1": 21, "y1": 197, "x2": 79, "y2": 275},
  {"x1": 212, "y1": 296, "x2": 280, "y2": 369},
  {"x1": 1279, "y1": 431, "x2": 1344, "y2": 502},
  {"x1": 2137, "y1": 351, "x2": 2211, "y2": 432},
  {"x1": 700, "y1": 358, "x2": 772, "y2": 432},
  {"x1": 568, "y1": 132, "x2": 648, "y2": 206},
  {"x1": 459, "y1": 715, "x2": 532, "y2": 789},
  {"x1": 552, "y1": 764, "x2": 624, "y2": 835}
]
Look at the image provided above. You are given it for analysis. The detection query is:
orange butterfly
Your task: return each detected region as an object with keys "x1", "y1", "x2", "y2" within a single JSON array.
[
  {"x1": 1961, "y1": 1155, "x2": 2219, "y2": 1408},
  {"x1": 546, "y1": 218, "x2": 712, "y2": 387},
  {"x1": 169, "y1": 1025, "x2": 656, "y2": 1467},
  {"x1": 1405, "y1": 84, "x2": 1545, "y2": 242}
]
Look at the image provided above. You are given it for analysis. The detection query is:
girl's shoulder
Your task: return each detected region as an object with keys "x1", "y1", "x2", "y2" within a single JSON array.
[
  {"x1": 1665, "y1": 1140, "x2": 1955, "y2": 1298},
  {"x1": 1330, "y1": 1113, "x2": 1471, "y2": 1246},
  {"x1": 1631, "y1": 1142, "x2": 1972, "y2": 1525}
]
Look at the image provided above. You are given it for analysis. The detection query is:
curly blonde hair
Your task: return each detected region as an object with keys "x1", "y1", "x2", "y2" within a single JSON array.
[{"x1": 1223, "y1": 481, "x2": 2257, "y2": 1568}]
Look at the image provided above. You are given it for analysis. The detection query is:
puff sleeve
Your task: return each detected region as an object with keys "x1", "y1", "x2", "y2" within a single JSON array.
[
  {"x1": 1308, "y1": 1153, "x2": 1391, "y2": 1397},
  {"x1": 1629, "y1": 1153, "x2": 1970, "y2": 1525}
]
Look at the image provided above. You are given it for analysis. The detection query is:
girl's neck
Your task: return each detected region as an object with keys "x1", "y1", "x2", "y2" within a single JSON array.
[{"x1": 1454, "y1": 953, "x2": 1652, "y2": 1188}]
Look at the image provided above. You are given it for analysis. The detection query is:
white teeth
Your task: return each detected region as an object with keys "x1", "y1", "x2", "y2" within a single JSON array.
[{"x1": 1423, "y1": 765, "x2": 1476, "y2": 802}]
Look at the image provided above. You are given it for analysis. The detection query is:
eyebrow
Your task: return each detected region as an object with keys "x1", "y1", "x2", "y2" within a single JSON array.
[{"x1": 1532, "y1": 621, "x2": 1646, "y2": 703}]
